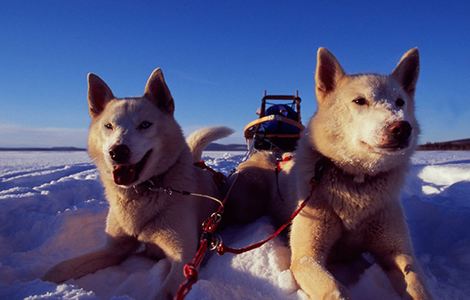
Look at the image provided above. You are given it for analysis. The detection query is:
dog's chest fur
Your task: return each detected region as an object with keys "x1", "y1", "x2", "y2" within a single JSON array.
[
  {"x1": 294, "y1": 143, "x2": 404, "y2": 232},
  {"x1": 317, "y1": 165, "x2": 399, "y2": 231},
  {"x1": 109, "y1": 190, "x2": 173, "y2": 237}
]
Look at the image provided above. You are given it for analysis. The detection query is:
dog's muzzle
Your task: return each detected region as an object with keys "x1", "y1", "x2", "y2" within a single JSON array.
[
  {"x1": 379, "y1": 121, "x2": 412, "y2": 150},
  {"x1": 109, "y1": 144, "x2": 131, "y2": 164}
]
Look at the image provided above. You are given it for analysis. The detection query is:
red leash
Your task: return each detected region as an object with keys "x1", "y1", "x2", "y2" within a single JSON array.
[{"x1": 175, "y1": 157, "x2": 326, "y2": 299}]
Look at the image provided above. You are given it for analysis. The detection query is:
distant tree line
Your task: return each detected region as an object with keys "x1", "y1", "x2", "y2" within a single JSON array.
[
  {"x1": 0, "y1": 147, "x2": 86, "y2": 152},
  {"x1": 205, "y1": 143, "x2": 246, "y2": 151},
  {"x1": 418, "y1": 139, "x2": 470, "y2": 150}
]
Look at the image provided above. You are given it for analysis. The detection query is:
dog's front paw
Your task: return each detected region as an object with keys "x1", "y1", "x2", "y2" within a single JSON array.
[
  {"x1": 42, "y1": 264, "x2": 70, "y2": 284},
  {"x1": 322, "y1": 284, "x2": 350, "y2": 300},
  {"x1": 405, "y1": 280, "x2": 433, "y2": 300},
  {"x1": 400, "y1": 271, "x2": 433, "y2": 300},
  {"x1": 42, "y1": 259, "x2": 82, "y2": 284}
]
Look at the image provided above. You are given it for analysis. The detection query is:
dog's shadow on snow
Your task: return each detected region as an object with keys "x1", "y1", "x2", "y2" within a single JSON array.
[
  {"x1": 401, "y1": 160, "x2": 470, "y2": 297},
  {"x1": 402, "y1": 178, "x2": 470, "y2": 255}
]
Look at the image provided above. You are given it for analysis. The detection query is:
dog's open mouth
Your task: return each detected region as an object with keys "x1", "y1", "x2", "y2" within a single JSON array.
[
  {"x1": 361, "y1": 141, "x2": 409, "y2": 153},
  {"x1": 377, "y1": 141, "x2": 409, "y2": 151},
  {"x1": 112, "y1": 150, "x2": 152, "y2": 186}
]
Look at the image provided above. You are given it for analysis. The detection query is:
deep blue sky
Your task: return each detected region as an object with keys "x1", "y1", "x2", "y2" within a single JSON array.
[{"x1": 1, "y1": 1, "x2": 469, "y2": 147}]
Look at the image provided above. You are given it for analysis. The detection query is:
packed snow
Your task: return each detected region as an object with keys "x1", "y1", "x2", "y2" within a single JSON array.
[{"x1": 1, "y1": 150, "x2": 470, "y2": 299}]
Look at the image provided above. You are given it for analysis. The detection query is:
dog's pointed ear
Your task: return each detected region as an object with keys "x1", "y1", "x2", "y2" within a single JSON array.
[
  {"x1": 392, "y1": 48, "x2": 420, "y2": 96},
  {"x1": 144, "y1": 68, "x2": 175, "y2": 115},
  {"x1": 87, "y1": 73, "x2": 115, "y2": 118},
  {"x1": 315, "y1": 48, "x2": 345, "y2": 97}
]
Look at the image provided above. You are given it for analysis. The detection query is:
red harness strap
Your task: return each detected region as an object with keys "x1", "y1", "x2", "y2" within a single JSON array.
[
  {"x1": 276, "y1": 154, "x2": 293, "y2": 172},
  {"x1": 275, "y1": 154, "x2": 293, "y2": 203},
  {"x1": 175, "y1": 162, "x2": 231, "y2": 300},
  {"x1": 176, "y1": 207, "x2": 224, "y2": 300}
]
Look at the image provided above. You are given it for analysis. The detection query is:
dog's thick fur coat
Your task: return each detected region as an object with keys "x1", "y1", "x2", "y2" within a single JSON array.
[
  {"x1": 227, "y1": 48, "x2": 432, "y2": 299},
  {"x1": 43, "y1": 68, "x2": 233, "y2": 299}
]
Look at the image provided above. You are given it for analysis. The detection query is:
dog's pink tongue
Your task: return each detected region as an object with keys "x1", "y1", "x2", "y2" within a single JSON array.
[{"x1": 113, "y1": 165, "x2": 137, "y2": 185}]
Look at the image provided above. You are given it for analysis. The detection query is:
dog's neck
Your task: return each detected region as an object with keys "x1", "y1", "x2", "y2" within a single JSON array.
[
  {"x1": 322, "y1": 156, "x2": 383, "y2": 183},
  {"x1": 302, "y1": 150, "x2": 379, "y2": 184},
  {"x1": 296, "y1": 139, "x2": 406, "y2": 230},
  {"x1": 131, "y1": 170, "x2": 168, "y2": 195},
  {"x1": 296, "y1": 137, "x2": 393, "y2": 185},
  {"x1": 115, "y1": 146, "x2": 194, "y2": 197}
]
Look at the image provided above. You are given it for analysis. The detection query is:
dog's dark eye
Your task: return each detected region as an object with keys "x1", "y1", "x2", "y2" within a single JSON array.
[
  {"x1": 396, "y1": 98, "x2": 405, "y2": 107},
  {"x1": 104, "y1": 123, "x2": 113, "y2": 130},
  {"x1": 352, "y1": 97, "x2": 367, "y2": 106},
  {"x1": 138, "y1": 121, "x2": 153, "y2": 130}
]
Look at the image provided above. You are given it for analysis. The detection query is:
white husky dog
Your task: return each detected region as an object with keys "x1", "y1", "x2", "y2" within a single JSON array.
[
  {"x1": 227, "y1": 48, "x2": 432, "y2": 299},
  {"x1": 43, "y1": 68, "x2": 233, "y2": 299}
]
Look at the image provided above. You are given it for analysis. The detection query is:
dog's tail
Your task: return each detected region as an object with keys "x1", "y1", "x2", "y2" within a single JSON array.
[{"x1": 187, "y1": 126, "x2": 234, "y2": 162}]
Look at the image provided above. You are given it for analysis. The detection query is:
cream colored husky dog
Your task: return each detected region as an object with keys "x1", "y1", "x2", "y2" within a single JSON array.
[
  {"x1": 227, "y1": 48, "x2": 432, "y2": 299},
  {"x1": 43, "y1": 68, "x2": 233, "y2": 299}
]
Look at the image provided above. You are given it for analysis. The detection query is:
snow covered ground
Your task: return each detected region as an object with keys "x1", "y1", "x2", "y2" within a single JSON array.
[{"x1": 1, "y1": 150, "x2": 469, "y2": 299}]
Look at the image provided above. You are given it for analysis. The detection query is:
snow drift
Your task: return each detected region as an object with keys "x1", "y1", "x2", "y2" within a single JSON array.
[{"x1": 1, "y1": 150, "x2": 469, "y2": 299}]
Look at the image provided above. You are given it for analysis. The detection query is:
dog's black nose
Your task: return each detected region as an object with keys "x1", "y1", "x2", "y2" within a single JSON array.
[
  {"x1": 109, "y1": 144, "x2": 130, "y2": 163},
  {"x1": 387, "y1": 121, "x2": 412, "y2": 143}
]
